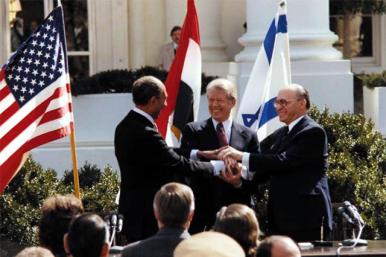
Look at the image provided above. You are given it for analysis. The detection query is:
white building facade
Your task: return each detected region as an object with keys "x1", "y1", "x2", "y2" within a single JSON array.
[{"x1": 1, "y1": 0, "x2": 385, "y2": 173}]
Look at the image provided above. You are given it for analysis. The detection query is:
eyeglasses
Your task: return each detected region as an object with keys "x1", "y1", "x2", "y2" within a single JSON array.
[{"x1": 273, "y1": 98, "x2": 300, "y2": 108}]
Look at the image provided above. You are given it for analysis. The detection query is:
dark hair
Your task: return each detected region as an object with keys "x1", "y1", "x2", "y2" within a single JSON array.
[
  {"x1": 213, "y1": 204, "x2": 260, "y2": 257},
  {"x1": 170, "y1": 26, "x2": 182, "y2": 36},
  {"x1": 39, "y1": 194, "x2": 84, "y2": 256},
  {"x1": 153, "y1": 182, "x2": 194, "y2": 228},
  {"x1": 67, "y1": 213, "x2": 108, "y2": 257},
  {"x1": 132, "y1": 76, "x2": 163, "y2": 105}
]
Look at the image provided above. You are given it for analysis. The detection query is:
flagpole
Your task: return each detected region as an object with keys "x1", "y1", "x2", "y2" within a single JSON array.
[
  {"x1": 70, "y1": 130, "x2": 81, "y2": 199},
  {"x1": 56, "y1": 0, "x2": 81, "y2": 199}
]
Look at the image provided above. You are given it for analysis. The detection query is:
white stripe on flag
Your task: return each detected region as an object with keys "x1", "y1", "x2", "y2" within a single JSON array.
[
  {"x1": 181, "y1": 38, "x2": 202, "y2": 121},
  {"x1": 236, "y1": 1, "x2": 291, "y2": 142}
]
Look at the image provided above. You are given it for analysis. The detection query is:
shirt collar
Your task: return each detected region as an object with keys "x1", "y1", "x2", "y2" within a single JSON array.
[
  {"x1": 212, "y1": 118, "x2": 232, "y2": 140},
  {"x1": 133, "y1": 107, "x2": 155, "y2": 124},
  {"x1": 288, "y1": 115, "x2": 305, "y2": 132}
]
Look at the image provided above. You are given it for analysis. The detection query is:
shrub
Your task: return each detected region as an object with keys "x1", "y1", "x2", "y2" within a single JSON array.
[
  {"x1": 0, "y1": 159, "x2": 120, "y2": 246},
  {"x1": 358, "y1": 71, "x2": 386, "y2": 89},
  {"x1": 252, "y1": 107, "x2": 386, "y2": 240},
  {"x1": 71, "y1": 66, "x2": 218, "y2": 96},
  {"x1": 309, "y1": 107, "x2": 386, "y2": 239}
]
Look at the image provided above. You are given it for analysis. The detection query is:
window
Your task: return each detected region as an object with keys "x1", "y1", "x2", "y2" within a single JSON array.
[
  {"x1": 8, "y1": 0, "x2": 90, "y2": 83},
  {"x1": 57, "y1": 0, "x2": 90, "y2": 83}
]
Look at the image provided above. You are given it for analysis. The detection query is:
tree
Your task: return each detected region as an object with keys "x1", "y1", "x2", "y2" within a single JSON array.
[{"x1": 330, "y1": 0, "x2": 386, "y2": 58}]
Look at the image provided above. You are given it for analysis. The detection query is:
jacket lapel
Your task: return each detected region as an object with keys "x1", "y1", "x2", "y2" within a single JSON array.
[{"x1": 276, "y1": 116, "x2": 308, "y2": 152}]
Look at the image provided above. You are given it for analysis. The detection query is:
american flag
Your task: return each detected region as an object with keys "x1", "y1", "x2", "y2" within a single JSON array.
[{"x1": 0, "y1": 6, "x2": 73, "y2": 193}]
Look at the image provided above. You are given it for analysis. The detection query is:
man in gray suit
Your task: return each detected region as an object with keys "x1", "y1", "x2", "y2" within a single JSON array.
[
  {"x1": 122, "y1": 182, "x2": 194, "y2": 257},
  {"x1": 158, "y1": 26, "x2": 181, "y2": 71}
]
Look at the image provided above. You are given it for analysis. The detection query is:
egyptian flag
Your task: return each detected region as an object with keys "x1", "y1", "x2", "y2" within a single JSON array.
[{"x1": 156, "y1": 0, "x2": 201, "y2": 146}]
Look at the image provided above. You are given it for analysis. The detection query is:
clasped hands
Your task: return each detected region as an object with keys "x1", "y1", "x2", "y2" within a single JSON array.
[{"x1": 198, "y1": 146, "x2": 244, "y2": 187}]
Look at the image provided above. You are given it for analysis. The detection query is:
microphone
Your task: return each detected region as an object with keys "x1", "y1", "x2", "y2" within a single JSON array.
[
  {"x1": 338, "y1": 206, "x2": 354, "y2": 225},
  {"x1": 343, "y1": 201, "x2": 364, "y2": 225}
]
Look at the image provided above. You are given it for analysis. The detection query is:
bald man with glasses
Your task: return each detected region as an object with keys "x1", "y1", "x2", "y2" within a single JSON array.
[{"x1": 219, "y1": 84, "x2": 333, "y2": 242}]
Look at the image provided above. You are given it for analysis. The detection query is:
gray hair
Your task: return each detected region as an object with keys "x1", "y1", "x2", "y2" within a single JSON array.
[{"x1": 206, "y1": 78, "x2": 237, "y2": 101}]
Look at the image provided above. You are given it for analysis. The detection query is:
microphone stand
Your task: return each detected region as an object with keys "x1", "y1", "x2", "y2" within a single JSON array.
[{"x1": 336, "y1": 208, "x2": 368, "y2": 257}]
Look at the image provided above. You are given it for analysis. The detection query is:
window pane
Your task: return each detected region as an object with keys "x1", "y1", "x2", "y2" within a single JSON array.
[
  {"x1": 58, "y1": 0, "x2": 89, "y2": 51},
  {"x1": 69, "y1": 56, "x2": 89, "y2": 83},
  {"x1": 9, "y1": 0, "x2": 44, "y2": 52},
  {"x1": 330, "y1": 15, "x2": 373, "y2": 58}
]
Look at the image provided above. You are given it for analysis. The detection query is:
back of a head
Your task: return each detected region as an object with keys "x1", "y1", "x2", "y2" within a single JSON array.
[
  {"x1": 213, "y1": 204, "x2": 260, "y2": 257},
  {"x1": 153, "y1": 182, "x2": 194, "y2": 228},
  {"x1": 39, "y1": 194, "x2": 84, "y2": 256},
  {"x1": 15, "y1": 247, "x2": 54, "y2": 257},
  {"x1": 256, "y1": 236, "x2": 300, "y2": 257},
  {"x1": 66, "y1": 213, "x2": 109, "y2": 257},
  {"x1": 132, "y1": 76, "x2": 164, "y2": 106},
  {"x1": 174, "y1": 231, "x2": 245, "y2": 257}
]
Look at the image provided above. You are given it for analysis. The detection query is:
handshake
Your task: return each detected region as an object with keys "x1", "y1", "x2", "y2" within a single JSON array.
[{"x1": 198, "y1": 146, "x2": 245, "y2": 187}]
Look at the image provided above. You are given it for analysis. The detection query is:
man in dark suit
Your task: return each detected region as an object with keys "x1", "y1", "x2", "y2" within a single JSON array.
[
  {"x1": 115, "y1": 76, "x2": 224, "y2": 243},
  {"x1": 219, "y1": 84, "x2": 333, "y2": 242},
  {"x1": 180, "y1": 78, "x2": 260, "y2": 233},
  {"x1": 122, "y1": 182, "x2": 194, "y2": 257}
]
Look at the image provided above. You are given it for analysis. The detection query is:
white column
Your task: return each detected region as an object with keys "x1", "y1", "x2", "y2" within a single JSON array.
[
  {"x1": 128, "y1": 0, "x2": 145, "y2": 68},
  {"x1": 0, "y1": 1, "x2": 10, "y2": 64},
  {"x1": 234, "y1": 0, "x2": 353, "y2": 113},
  {"x1": 236, "y1": 0, "x2": 342, "y2": 62},
  {"x1": 165, "y1": 0, "x2": 227, "y2": 62}
]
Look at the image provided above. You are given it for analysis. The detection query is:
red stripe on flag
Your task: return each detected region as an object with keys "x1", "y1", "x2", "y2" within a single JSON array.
[
  {"x1": 156, "y1": 0, "x2": 200, "y2": 137},
  {"x1": 0, "y1": 124, "x2": 71, "y2": 193},
  {"x1": 0, "y1": 102, "x2": 19, "y2": 126},
  {"x1": 0, "y1": 86, "x2": 68, "y2": 152},
  {"x1": 0, "y1": 69, "x2": 4, "y2": 81},
  {"x1": 0, "y1": 84, "x2": 10, "y2": 101},
  {"x1": 25, "y1": 125, "x2": 72, "y2": 152},
  {"x1": 0, "y1": 152, "x2": 24, "y2": 193},
  {"x1": 39, "y1": 104, "x2": 70, "y2": 125}
]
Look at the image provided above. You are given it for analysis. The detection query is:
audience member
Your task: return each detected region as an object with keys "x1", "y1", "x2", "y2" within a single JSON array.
[
  {"x1": 122, "y1": 182, "x2": 194, "y2": 257},
  {"x1": 181, "y1": 78, "x2": 260, "y2": 233},
  {"x1": 213, "y1": 204, "x2": 260, "y2": 257},
  {"x1": 256, "y1": 236, "x2": 300, "y2": 257},
  {"x1": 219, "y1": 84, "x2": 333, "y2": 242},
  {"x1": 158, "y1": 26, "x2": 181, "y2": 71},
  {"x1": 114, "y1": 76, "x2": 224, "y2": 243},
  {"x1": 64, "y1": 213, "x2": 109, "y2": 257},
  {"x1": 15, "y1": 247, "x2": 54, "y2": 257},
  {"x1": 39, "y1": 194, "x2": 84, "y2": 257},
  {"x1": 174, "y1": 231, "x2": 245, "y2": 257}
]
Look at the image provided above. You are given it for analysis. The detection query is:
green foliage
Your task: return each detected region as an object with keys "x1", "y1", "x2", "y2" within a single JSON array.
[
  {"x1": 0, "y1": 159, "x2": 120, "y2": 246},
  {"x1": 309, "y1": 107, "x2": 386, "y2": 239},
  {"x1": 330, "y1": 0, "x2": 386, "y2": 15},
  {"x1": 71, "y1": 66, "x2": 218, "y2": 96},
  {"x1": 62, "y1": 162, "x2": 102, "y2": 189},
  {"x1": 358, "y1": 71, "x2": 386, "y2": 89}
]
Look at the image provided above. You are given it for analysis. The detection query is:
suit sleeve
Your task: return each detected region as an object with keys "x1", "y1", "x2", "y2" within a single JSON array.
[
  {"x1": 144, "y1": 126, "x2": 213, "y2": 176},
  {"x1": 180, "y1": 123, "x2": 200, "y2": 150},
  {"x1": 249, "y1": 126, "x2": 327, "y2": 174}
]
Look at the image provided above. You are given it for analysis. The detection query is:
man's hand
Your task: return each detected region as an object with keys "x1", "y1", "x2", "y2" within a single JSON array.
[
  {"x1": 197, "y1": 146, "x2": 228, "y2": 160},
  {"x1": 218, "y1": 146, "x2": 243, "y2": 161},
  {"x1": 219, "y1": 159, "x2": 242, "y2": 187}
]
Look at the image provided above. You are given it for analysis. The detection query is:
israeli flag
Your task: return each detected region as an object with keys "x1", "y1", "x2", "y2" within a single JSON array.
[{"x1": 236, "y1": 1, "x2": 291, "y2": 142}]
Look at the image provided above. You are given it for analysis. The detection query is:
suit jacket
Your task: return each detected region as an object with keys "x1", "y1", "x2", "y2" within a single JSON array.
[
  {"x1": 248, "y1": 115, "x2": 332, "y2": 237},
  {"x1": 122, "y1": 227, "x2": 190, "y2": 257},
  {"x1": 114, "y1": 110, "x2": 213, "y2": 241},
  {"x1": 158, "y1": 42, "x2": 175, "y2": 71},
  {"x1": 181, "y1": 118, "x2": 260, "y2": 233}
]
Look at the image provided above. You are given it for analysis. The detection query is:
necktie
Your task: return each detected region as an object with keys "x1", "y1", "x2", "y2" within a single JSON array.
[
  {"x1": 216, "y1": 123, "x2": 228, "y2": 147},
  {"x1": 276, "y1": 126, "x2": 289, "y2": 149}
]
